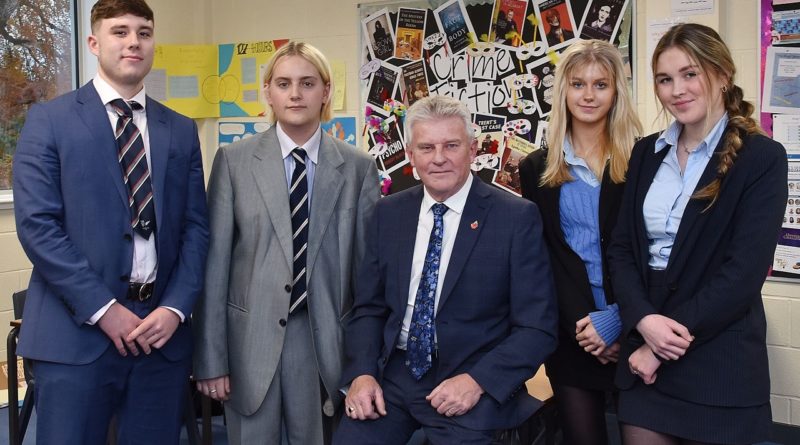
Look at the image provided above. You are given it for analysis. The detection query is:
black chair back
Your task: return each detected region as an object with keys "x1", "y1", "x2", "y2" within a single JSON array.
[{"x1": 12, "y1": 290, "x2": 26, "y2": 319}]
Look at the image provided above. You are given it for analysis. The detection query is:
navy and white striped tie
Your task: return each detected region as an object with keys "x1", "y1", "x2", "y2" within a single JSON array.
[
  {"x1": 289, "y1": 148, "x2": 309, "y2": 313},
  {"x1": 110, "y1": 98, "x2": 155, "y2": 238}
]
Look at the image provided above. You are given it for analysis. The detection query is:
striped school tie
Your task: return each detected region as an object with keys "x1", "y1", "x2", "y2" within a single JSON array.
[
  {"x1": 289, "y1": 148, "x2": 309, "y2": 313},
  {"x1": 110, "y1": 99, "x2": 155, "y2": 238}
]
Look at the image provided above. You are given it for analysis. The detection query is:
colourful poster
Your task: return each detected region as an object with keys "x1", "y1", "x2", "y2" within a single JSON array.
[
  {"x1": 322, "y1": 117, "x2": 358, "y2": 145},
  {"x1": 146, "y1": 45, "x2": 218, "y2": 118},
  {"x1": 218, "y1": 39, "x2": 289, "y2": 117}
]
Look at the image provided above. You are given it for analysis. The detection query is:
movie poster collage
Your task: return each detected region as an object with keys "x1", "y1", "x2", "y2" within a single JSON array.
[{"x1": 361, "y1": 0, "x2": 629, "y2": 196}]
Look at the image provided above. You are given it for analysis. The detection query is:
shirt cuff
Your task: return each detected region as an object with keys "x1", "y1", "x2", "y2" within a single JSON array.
[
  {"x1": 86, "y1": 299, "x2": 116, "y2": 325},
  {"x1": 589, "y1": 303, "x2": 622, "y2": 346},
  {"x1": 161, "y1": 306, "x2": 186, "y2": 322}
]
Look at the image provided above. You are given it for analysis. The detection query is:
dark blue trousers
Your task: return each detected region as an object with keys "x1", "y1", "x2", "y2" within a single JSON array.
[
  {"x1": 32, "y1": 299, "x2": 191, "y2": 445},
  {"x1": 334, "y1": 350, "x2": 494, "y2": 445}
]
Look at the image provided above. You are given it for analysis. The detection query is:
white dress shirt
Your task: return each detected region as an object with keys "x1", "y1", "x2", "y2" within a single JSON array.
[
  {"x1": 396, "y1": 175, "x2": 473, "y2": 349},
  {"x1": 88, "y1": 76, "x2": 183, "y2": 323}
]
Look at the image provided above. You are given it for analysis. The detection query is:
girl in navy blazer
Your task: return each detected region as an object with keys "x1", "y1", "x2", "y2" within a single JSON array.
[
  {"x1": 608, "y1": 23, "x2": 788, "y2": 444},
  {"x1": 519, "y1": 40, "x2": 641, "y2": 445}
]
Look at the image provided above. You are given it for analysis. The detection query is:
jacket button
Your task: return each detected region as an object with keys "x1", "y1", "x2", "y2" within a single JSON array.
[
  {"x1": 668, "y1": 282, "x2": 678, "y2": 292},
  {"x1": 123, "y1": 234, "x2": 132, "y2": 241},
  {"x1": 284, "y1": 284, "x2": 292, "y2": 293},
  {"x1": 279, "y1": 318, "x2": 287, "y2": 327},
  {"x1": 120, "y1": 274, "x2": 129, "y2": 282},
  {"x1": 382, "y1": 357, "x2": 387, "y2": 364}
]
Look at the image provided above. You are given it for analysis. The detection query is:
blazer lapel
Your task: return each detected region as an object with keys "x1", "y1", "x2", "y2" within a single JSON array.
[
  {"x1": 437, "y1": 178, "x2": 492, "y2": 312},
  {"x1": 145, "y1": 98, "x2": 169, "y2": 237},
  {"x1": 252, "y1": 129, "x2": 294, "y2": 269},
  {"x1": 634, "y1": 145, "x2": 670, "y2": 277},
  {"x1": 540, "y1": 183, "x2": 572, "y2": 252},
  {"x1": 598, "y1": 167, "x2": 619, "y2": 233},
  {"x1": 667, "y1": 141, "x2": 724, "y2": 272},
  {"x1": 76, "y1": 83, "x2": 129, "y2": 210},
  {"x1": 306, "y1": 134, "x2": 345, "y2": 279},
  {"x1": 397, "y1": 187, "x2": 424, "y2": 309}
]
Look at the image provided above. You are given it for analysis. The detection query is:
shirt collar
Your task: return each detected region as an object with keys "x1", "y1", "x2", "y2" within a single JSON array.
[
  {"x1": 654, "y1": 113, "x2": 729, "y2": 158},
  {"x1": 562, "y1": 136, "x2": 590, "y2": 169},
  {"x1": 422, "y1": 174, "x2": 473, "y2": 216},
  {"x1": 93, "y1": 75, "x2": 147, "y2": 110},
  {"x1": 276, "y1": 122, "x2": 321, "y2": 164}
]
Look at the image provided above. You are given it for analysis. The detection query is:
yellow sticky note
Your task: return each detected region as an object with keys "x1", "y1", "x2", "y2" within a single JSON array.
[{"x1": 331, "y1": 59, "x2": 346, "y2": 111}]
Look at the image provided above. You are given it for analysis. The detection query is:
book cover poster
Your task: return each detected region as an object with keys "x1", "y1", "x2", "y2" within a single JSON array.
[
  {"x1": 364, "y1": 9, "x2": 396, "y2": 61},
  {"x1": 434, "y1": 0, "x2": 476, "y2": 55},
  {"x1": 489, "y1": 0, "x2": 529, "y2": 47},
  {"x1": 395, "y1": 8, "x2": 427, "y2": 61},
  {"x1": 401, "y1": 60, "x2": 430, "y2": 106}
]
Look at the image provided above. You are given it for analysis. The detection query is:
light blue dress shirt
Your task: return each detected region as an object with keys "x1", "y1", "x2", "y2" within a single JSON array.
[
  {"x1": 276, "y1": 122, "x2": 321, "y2": 207},
  {"x1": 560, "y1": 138, "x2": 621, "y2": 346},
  {"x1": 644, "y1": 114, "x2": 729, "y2": 269}
]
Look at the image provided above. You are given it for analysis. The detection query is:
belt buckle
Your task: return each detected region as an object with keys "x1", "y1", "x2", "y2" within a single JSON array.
[{"x1": 130, "y1": 283, "x2": 153, "y2": 302}]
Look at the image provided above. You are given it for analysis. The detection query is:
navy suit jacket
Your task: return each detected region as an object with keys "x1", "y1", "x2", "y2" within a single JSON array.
[
  {"x1": 342, "y1": 178, "x2": 557, "y2": 430},
  {"x1": 608, "y1": 131, "x2": 787, "y2": 407},
  {"x1": 13, "y1": 82, "x2": 209, "y2": 365}
]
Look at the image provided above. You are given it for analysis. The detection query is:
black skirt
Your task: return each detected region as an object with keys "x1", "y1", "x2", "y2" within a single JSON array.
[
  {"x1": 617, "y1": 269, "x2": 771, "y2": 444},
  {"x1": 618, "y1": 380, "x2": 771, "y2": 444}
]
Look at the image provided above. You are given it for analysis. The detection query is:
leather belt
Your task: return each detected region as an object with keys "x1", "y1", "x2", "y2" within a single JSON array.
[{"x1": 127, "y1": 282, "x2": 154, "y2": 301}]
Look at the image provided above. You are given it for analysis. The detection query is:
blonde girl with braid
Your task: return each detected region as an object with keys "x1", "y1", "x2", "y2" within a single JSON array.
[{"x1": 607, "y1": 23, "x2": 788, "y2": 445}]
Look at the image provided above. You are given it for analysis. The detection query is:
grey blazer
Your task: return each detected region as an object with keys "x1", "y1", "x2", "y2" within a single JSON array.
[{"x1": 193, "y1": 126, "x2": 380, "y2": 415}]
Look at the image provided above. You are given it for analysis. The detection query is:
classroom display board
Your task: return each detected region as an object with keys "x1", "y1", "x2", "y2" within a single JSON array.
[
  {"x1": 760, "y1": 0, "x2": 800, "y2": 281},
  {"x1": 358, "y1": 0, "x2": 633, "y2": 195},
  {"x1": 144, "y1": 39, "x2": 288, "y2": 118}
]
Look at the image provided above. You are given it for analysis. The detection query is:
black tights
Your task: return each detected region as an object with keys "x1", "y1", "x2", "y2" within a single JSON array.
[
  {"x1": 552, "y1": 383, "x2": 612, "y2": 445},
  {"x1": 621, "y1": 423, "x2": 717, "y2": 445}
]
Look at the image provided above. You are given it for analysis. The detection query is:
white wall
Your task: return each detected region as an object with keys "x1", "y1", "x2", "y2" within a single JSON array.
[{"x1": 1, "y1": 0, "x2": 797, "y2": 426}]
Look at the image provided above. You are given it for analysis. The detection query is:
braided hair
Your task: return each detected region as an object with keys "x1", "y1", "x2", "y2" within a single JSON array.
[{"x1": 652, "y1": 23, "x2": 764, "y2": 208}]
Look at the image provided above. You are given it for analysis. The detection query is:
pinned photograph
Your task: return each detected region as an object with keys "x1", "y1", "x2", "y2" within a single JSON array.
[
  {"x1": 489, "y1": 0, "x2": 528, "y2": 47},
  {"x1": 492, "y1": 135, "x2": 538, "y2": 196},
  {"x1": 526, "y1": 54, "x2": 559, "y2": 117},
  {"x1": 579, "y1": 0, "x2": 627, "y2": 42},
  {"x1": 472, "y1": 113, "x2": 506, "y2": 171},
  {"x1": 434, "y1": 0, "x2": 476, "y2": 55},
  {"x1": 395, "y1": 8, "x2": 427, "y2": 61},
  {"x1": 534, "y1": 120, "x2": 549, "y2": 151},
  {"x1": 401, "y1": 60, "x2": 430, "y2": 106},
  {"x1": 368, "y1": 115, "x2": 408, "y2": 174},
  {"x1": 363, "y1": 8, "x2": 396, "y2": 61},
  {"x1": 533, "y1": 0, "x2": 578, "y2": 51},
  {"x1": 366, "y1": 63, "x2": 401, "y2": 115}
]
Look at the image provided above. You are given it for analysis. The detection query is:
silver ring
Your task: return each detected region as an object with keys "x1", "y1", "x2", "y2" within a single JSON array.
[
  {"x1": 210, "y1": 389, "x2": 217, "y2": 393},
  {"x1": 631, "y1": 369, "x2": 640, "y2": 376},
  {"x1": 347, "y1": 406, "x2": 355, "y2": 413}
]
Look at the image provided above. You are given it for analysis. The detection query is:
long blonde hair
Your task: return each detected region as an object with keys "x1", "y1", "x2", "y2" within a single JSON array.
[
  {"x1": 652, "y1": 23, "x2": 764, "y2": 207},
  {"x1": 541, "y1": 39, "x2": 641, "y2": 187}
]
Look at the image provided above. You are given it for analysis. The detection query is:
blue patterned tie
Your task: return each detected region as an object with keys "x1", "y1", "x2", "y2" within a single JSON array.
[{"x1": 406, "y1": 202, "x2": 448, "y2": 380}]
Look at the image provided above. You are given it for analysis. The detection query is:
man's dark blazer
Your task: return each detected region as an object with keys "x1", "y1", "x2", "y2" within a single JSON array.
[
  {"x1": 13, "y1": 81, "x2": 209, "y2": 365},
  {"x1": 519, "y1": 149, "x2": 622, "y2": 390},
  {"x1": 342, "y1": 178, "x2": 558, "y2": 430},
  {"x1": 608, "y1": 131, "x2": 787, "y2": 407}
]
